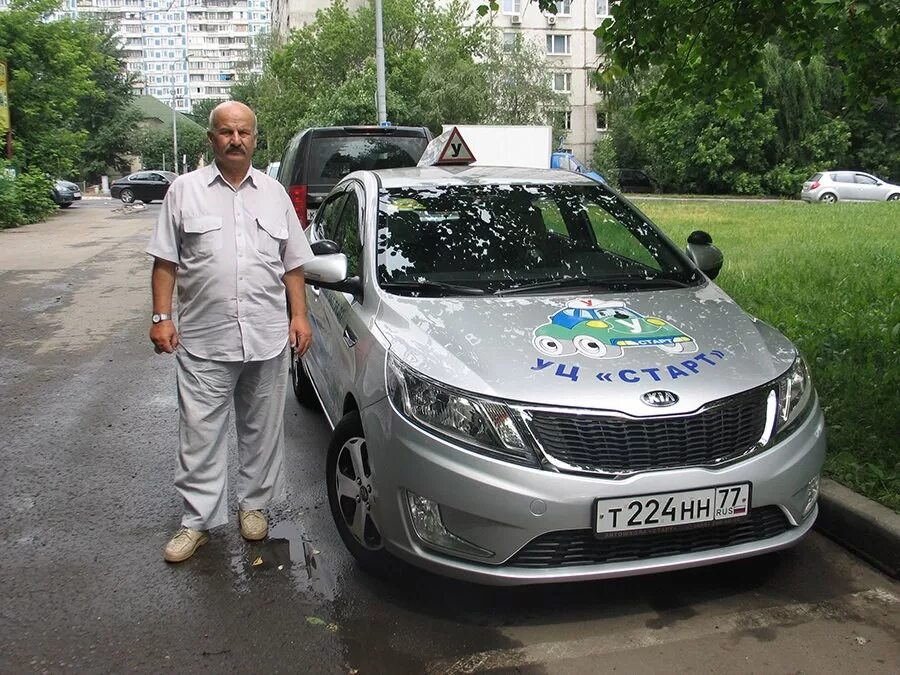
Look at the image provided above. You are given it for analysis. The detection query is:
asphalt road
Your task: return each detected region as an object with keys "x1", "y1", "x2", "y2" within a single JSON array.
[{"x1": 1, "y1": 202, "x2": 897, "y2": 673}]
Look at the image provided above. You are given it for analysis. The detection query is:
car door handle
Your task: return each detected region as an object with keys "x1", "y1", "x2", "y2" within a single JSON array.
[{"x1": 342, "y1": 327, "x2": 357, "y2": 348}]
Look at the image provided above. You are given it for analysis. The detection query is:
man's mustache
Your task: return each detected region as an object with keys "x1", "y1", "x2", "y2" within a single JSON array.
[{"x1": 226, "y1": 146, "x2": 245, "y2": 154}]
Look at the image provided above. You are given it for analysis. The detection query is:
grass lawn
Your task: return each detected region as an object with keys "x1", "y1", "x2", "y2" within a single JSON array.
[{"x1": 633, "y1": 198, "x2": 900, "y2": 511}]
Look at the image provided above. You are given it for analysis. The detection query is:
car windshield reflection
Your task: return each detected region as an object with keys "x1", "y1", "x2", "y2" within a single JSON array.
[{"x1": 375, "y1": 184, "x2": 698, "y2": 296}]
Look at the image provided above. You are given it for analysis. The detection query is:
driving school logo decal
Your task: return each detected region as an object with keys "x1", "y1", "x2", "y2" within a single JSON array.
[{"x1": 532, "y1": 299, "x2": 698, "y2": 360}]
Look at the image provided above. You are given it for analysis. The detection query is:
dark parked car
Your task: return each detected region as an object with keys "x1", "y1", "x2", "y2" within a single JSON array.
[
  {"x1": 277, "y1": 125, "x2": 432, "y2": 227},
  {"x1": 51, "y1": 179, "x2": 82, "y2": 208},
  {"x1": 613, "y1": 168, "x2": 659, "y2": 193},
  {"x1": 110, "y1": 170, "x2": 178, "y2": 203}
]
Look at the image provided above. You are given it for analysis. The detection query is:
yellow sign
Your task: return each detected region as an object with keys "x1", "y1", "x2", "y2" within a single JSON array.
[{"x1": 0, "y1": 61, "x2": 9, "y2": 133}]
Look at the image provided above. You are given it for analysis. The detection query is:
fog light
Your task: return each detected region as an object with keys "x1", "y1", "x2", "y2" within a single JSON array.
[
  {"x1": 406, "y1": 491, "x2": 494, "y2": 559},
  {"x1": 802, "y1": 474, "x2": 820, "y2": 518}
]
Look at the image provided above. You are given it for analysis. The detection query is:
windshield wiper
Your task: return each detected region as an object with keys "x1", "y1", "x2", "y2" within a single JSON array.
[
  {"x1": 380, "y1": 280, "x2": 487, "y2": 296},
  {"x1": 494, "y1": 275, "x2": 692, "y2": 296}
]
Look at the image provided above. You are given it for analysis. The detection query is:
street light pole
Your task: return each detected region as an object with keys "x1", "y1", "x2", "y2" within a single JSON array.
[
  {"x1": 172, "y1": 75, "x2": 179, "y2": 174},
  {"x1": 374, "y1": 0, "x2": 387, "y2": 124}
]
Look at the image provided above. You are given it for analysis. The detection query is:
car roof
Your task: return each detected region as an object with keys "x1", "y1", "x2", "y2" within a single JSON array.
[{"x1": 369, "y1": 166, "x2": 600, "y2": 189}]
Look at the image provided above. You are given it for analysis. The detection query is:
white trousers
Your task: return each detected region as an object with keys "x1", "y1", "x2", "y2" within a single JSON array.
[{"x1": 174, "y1": 346, "x2": 288, "y2": 530}]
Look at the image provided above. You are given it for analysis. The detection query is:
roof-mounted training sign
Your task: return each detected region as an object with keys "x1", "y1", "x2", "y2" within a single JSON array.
[{"x1": 417, "y1": 126, "x2": 476, "y2": 167}]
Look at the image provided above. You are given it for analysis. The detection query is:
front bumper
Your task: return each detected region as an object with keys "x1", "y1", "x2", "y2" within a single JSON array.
[{"x1": 361, "y1": 395, "x2": 827, "y2": 585}]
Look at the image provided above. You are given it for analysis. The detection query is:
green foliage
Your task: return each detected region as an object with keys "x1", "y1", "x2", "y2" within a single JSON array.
[
  {"x1": 481, "y1": 34, "x2": 568, "y2": 130},
  {"x1": 0, "y1": 0, "x2": 136, "y2": 181},
  {"x1": 0, "y1": 163, "x2": 55, "y2": 228},
  {"x1": 252, "y1": 0, "x2": 560, "y2": 155},
  {"x1": 133, "y1": 123, "x2": 209, "y2": 173},
  {"x1": 638, "y1": 198, "x2": 900, "y2": 511},
  {"x1": 591, "y1": 135, "x2": 617, "y2": 186}
]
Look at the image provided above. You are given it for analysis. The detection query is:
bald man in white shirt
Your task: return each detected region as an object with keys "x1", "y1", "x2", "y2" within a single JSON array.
[{"x1": 148, "y1": 101, "x2": 315, "y2": 562}]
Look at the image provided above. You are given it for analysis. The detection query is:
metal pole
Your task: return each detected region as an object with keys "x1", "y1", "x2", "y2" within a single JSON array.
[
  {"x1": 374, "y1": 0, "x2": 387, "y2": 124},
  {"x1": 172, "y1": 77, "x2": 179, "y2": 174}
]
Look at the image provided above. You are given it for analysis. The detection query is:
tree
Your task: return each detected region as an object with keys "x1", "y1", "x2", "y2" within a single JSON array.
[
  {"x1": 188, "y1": 98, "x2": 225, "y2": 129},
  {"x1": 0, "y1": 0, "x2": 137, "y2": 179},
  {"x1": 253, "y1": 0, "x2": 561, "y2": 157},
  {"x1": 133, "y1": 122, "x2": 208, "y2": 173},
  {"x1": 481, "y1": 33, "x2": 568, "y2": 131}
]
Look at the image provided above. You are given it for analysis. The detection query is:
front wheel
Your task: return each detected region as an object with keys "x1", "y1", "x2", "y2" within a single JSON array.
[
  {"x1": 327, "y1": 411, "x2": 400, "y2": 578},
  {"x1": 119, "y1": 188, "x2": 135, "y2": 203},
  {"x1": 60, "y1": 203, "x2": 72, "y2": 208},
  {"x1": 887, "y1": 193, "x2": 900, "y2": 202}
]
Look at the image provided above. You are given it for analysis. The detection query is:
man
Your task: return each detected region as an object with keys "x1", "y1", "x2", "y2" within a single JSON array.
[{"x1": 147, "y1": 101, "x2": 314, "y2": 563}]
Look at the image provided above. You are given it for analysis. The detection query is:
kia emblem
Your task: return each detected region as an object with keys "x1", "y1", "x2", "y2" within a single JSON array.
[{"x1": 642, "y1": 390, "x2": 679, "y2": 407}]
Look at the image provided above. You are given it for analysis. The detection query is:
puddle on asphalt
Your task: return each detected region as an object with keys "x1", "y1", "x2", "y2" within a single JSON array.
[{"x1": 230, "y1": 521, "x2": 336, "y2": 601}]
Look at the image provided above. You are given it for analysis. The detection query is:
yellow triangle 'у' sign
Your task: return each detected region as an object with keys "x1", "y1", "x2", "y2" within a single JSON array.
[{"x1": 436, "y1": 127, "x2": 476, "y2": 165}]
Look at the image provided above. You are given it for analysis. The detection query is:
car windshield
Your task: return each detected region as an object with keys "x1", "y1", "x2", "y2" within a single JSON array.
[{"x1": 376, "y1": 183, "x2": 699, "y2": 295}]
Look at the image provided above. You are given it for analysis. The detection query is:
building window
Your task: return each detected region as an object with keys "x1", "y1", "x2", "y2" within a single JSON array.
[
  {"x1": 551, "y1": 110, "x2": 572, "y2": 131},
  {"x1": 502, "y1": 0, "x2": 522, "y2": 14},
  {"x1": 551, "y1": 72, "x2": 571, "y2": 92},
  {"x1": 596, "y1": 109, "x2": 608, "y2": 130},
  {"x1": 596, "y1": 0, "x2": 609, "y2": 15},
  {"x1": 554, "y1": 0, "x2": 572, "y2": 16},
  {"x1": 546, "y1": 34, "x2": 570, "y2": 55},
  {"x1": 502, "y1": 32, "x2": 517, "y2": 52}
]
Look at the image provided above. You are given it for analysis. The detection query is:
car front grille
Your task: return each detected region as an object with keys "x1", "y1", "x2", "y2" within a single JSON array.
[
  {"x1": 526, "y1": 387, "x2": 770, "y2": 475},
  {"x1": 506, "y1": 506, "x2": 790, "y2": 568}
]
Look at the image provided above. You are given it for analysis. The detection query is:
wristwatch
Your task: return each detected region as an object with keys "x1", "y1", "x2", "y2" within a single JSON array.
[{"x1": 151, "y1": 313, "x2": 172, "y2": 324}]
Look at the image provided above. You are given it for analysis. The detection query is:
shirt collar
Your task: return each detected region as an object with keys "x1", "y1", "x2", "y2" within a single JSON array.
[{"x1": 206, "y1": 161, "x2": 258, "y2": 189}]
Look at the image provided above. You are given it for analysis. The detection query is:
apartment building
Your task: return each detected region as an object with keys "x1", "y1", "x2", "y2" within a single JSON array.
[
  {"x1": 484, "y1": 0, "x2": 610, "y2": 164},
  {"x1": 3, "y1": 0, "x2": 271, "y2": 113},
  {"x1": 271, "y1": 0, "x2": 363, "y2": 34}
]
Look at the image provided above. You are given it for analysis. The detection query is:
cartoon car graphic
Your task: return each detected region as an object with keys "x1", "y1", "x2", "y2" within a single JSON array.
[{"x1": 533, "y1": 299, "x2": 698, "y2": 359}]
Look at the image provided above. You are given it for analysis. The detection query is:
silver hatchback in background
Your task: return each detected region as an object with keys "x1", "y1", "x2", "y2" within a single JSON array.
[
  {"x1": 801, "y1": 170, "x2": 900, "y2": 203},
  {"x1": 298, "y1": 160, "x2": 827, "y2": 586}
]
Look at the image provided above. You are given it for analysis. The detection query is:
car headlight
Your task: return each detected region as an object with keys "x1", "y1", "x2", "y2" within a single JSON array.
[
  {"x1": 773, "y1": 357, "x2": 815, "y2": 442},
  {"x1": 387, "y1": 354, "x2": 539, "y2": 467}
]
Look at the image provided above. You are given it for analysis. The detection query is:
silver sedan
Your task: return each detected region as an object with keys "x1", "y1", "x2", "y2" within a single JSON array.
[{"x1": 298, "y1": 166, "x2": 826, "y2": 585}]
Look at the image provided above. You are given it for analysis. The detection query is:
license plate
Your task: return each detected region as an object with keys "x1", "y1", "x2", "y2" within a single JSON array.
[
  {"x1": 73, "y1": 192, "x2": 81, "y2": 198},
  {"x1": 593, "y1": 483, "x2": 751, "y2": 537}
]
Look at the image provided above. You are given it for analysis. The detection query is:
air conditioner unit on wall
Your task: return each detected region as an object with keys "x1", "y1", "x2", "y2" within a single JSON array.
[
  {"x1": 547, "y1": 15, "x2": 557, "y2": 25},
  {"x1": 511, "y1": 14, "x2": 522, "y2": 24}
]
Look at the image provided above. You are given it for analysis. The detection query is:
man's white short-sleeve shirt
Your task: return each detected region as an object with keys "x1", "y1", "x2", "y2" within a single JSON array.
[{"x1": 147, "y1": 163, "x2": 314, "y2": 362}]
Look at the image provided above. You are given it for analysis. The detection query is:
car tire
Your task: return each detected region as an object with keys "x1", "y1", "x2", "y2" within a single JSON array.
[
  {"x1": 327, "y1": 411, "x2": 401, "y2": 578},
  {"x1": 819, "y1": 192, "x2": 837, "y2": 204},
  {"x1": 289, "y1": 350, "x2": 320, "y2": 409},
  {"x1": 60, "y1": 203, "x2": 72, "y2": 208},
  {"x1": 120, "y1": 188, "x2": 135, "y2": 203},
  {"x1": 887, "y1": 193, "x2": 899, "y2": 202}
]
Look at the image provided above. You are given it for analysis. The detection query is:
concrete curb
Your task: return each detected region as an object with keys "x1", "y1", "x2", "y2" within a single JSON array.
[{"x1": 815, "y1": 478, "x2": 900, "y2": 579}]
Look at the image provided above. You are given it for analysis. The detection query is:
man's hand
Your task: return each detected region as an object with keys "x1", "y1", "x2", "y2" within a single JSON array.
[
  {"x1": 289, "y1": 314, "x2": 313, "y2": 356},
  {"x1": 150, "y1": 321, "x2": 179, "y2": 354}
]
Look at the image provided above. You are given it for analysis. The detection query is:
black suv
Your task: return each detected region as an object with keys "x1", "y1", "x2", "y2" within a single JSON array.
[{"x1": 276, "y1": 125, "x2": 432, "y2": 227}]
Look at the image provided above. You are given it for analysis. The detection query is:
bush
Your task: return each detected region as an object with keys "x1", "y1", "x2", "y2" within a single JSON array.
[{"x1": 0, "y1": 164, "x2": 56, "y2": 229}]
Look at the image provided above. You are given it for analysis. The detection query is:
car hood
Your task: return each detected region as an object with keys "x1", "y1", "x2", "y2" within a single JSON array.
[{"x1": 375, "y1": 283, "x2": 797, "y2": 417}]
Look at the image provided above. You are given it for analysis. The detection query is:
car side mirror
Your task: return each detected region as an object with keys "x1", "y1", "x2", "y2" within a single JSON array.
[
  {"x1": 302, "y1": 251, "x2": 363, "y2": 298},
  {"x1": 685, "y1": 230, "x2": 724, "y2": 280},
  {"x1": 311, "y1": 239, "x2": 340, "y2": 255}
]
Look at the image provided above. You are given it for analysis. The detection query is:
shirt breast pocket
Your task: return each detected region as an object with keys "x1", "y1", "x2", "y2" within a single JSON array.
[
  {"x1": 256, "y1": 217, "x2": 287, "y2": 261},
  {"x1": 181, "y1": 215, "x2": 223, "y2": 257}
]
